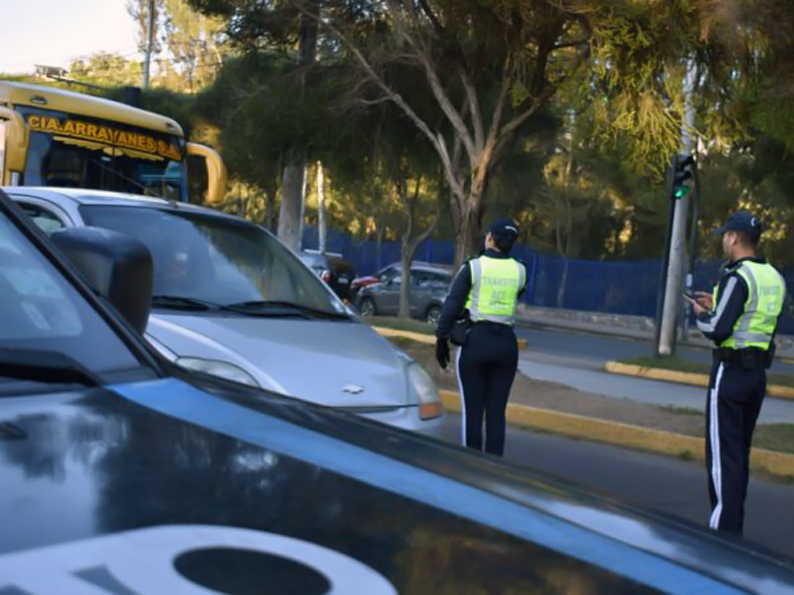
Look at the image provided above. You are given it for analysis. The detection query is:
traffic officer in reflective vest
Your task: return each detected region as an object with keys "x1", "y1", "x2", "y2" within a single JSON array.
[
  {"x1": 435, "y1": 218, "x2": 527, "y2": 456},
  {"x1": 690, "y1": 212, "x2": 787, "y2": 535}
]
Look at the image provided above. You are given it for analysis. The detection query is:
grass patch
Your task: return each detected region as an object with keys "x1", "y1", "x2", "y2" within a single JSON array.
[
  {"x1": 754, "y1": 424, "x2": 794, "y2": 455},
  {"x1": 679, "y1": 449, "x2": 694, "y2": 461},
  {"x1": 365, "y1": 316, "x2": 436, "y2": 336},
  {"x1": 621, "y1": 356, "x2": 709, "y2": 375},
  {"x1": 660, "y1": 405, "x2": 702, "y2": 416},
  {"x1": 618, "y1": 355, "x2": 794, "y2": 389}
]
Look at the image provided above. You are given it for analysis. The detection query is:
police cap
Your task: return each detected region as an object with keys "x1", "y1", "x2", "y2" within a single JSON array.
[
  {"x1": 714, "y1": 212, "x2": 763, "y2": 242},
  {"x1": 488, "y1": 217, "x2": 519, "y2": 241}
]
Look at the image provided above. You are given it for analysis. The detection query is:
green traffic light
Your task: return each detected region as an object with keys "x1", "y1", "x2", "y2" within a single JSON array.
[{"x1": 673, "y1": 185, "x2": 691, "y2": 199}]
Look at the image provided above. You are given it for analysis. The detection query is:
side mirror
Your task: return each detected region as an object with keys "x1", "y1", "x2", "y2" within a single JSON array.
[{"x1": 50, "y1": 227, "x2": 153, "y2": 334}]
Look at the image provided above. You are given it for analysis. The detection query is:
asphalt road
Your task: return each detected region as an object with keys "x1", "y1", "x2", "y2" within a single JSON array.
[
  {"x1": 445, "y1": 414, "x2": 794, "y2": 560},
  {"x1": 514, "y1": 325, "x2": 794, "y2": 376}
]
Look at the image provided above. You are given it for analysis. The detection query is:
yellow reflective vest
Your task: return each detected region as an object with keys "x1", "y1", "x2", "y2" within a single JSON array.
[
  {"x1": 713, "y1": 261, "x2": 786, "y2": 351},
  {"x1": 464, "y1": 256, "x2": 526, "y2": 325}
]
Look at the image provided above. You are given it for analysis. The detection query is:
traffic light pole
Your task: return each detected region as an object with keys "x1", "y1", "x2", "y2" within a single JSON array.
[{"x1": 658, "y1": 60, "x2": 697, "y2": 356}]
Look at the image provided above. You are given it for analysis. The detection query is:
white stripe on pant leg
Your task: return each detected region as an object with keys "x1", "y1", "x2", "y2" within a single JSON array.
[
  {"x1": 455, "y1": 347, "x2": 467, "y2": 447},
  {"x1": 709, "y1": 363, "x2": 725, "y2": 530}
]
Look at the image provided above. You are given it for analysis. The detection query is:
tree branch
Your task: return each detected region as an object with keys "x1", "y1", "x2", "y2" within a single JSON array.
[
  {"x1": 459, "y1": 68, "x2": 484, "y2": 155},
  {"x1": 417, "y1": 0, "x2": 445, "y2": 38},
  {"x1": 291, "y1": 0, "x2": 467, "y2": 201},
  {"x1": 386, "y1": 3, "x2": 476, "y2": 167}
]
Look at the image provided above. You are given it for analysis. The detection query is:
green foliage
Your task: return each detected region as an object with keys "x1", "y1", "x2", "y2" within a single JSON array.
[{"x1": 174, "y1": 0, "x2": 794, "y2": 266}]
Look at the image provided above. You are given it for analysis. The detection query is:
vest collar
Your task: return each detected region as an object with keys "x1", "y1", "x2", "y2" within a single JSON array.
[
  {"x1": 481, "y1": 248, "x2": 511, "y2": 260},
  {"x1": 723, "y1": 256, "x2": 766, "y2": 273}
]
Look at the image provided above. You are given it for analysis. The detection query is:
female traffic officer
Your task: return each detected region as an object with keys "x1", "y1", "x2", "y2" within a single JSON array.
[{"x1": 435, "y1": 218, "x2": 527, "y2": 456}]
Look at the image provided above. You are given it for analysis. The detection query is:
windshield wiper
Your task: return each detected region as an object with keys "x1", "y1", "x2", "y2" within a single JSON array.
[
  {"x1": 151, "y1": 295, "x2": 226, "y2": 311},
  {"x1": 89, "y1": 158, "x2": 166, "y2": 200},
  {"x1": 225, "y1": 300, "x2": 350, "y2": 320},
  {"x1": 0, "y1": 348, "x2": 101, "y2": 387}
]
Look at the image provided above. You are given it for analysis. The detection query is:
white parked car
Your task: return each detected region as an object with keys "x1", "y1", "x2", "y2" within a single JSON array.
[{"x1": 6, "y1": 187, "x2": 446, "y2": 437}]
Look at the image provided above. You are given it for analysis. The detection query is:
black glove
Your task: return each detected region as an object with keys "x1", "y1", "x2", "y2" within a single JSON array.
[{"x1": 435, "y1": 338, "x2": 450, "y2": 369}]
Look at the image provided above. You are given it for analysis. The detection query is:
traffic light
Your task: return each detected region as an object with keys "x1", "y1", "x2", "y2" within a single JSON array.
[{"x1": 671, "y1": 154, "x2": 695, "y2": 200}]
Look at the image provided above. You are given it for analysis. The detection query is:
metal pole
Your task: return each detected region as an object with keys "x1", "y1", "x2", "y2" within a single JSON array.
[
  {"x1": 682, "y1": 159, "x2": 701, "y2": 339},
  {"x1": 654, "y1": 187, "x2": 676, "y2": 354},
  {"x1": 143, "y1": 0, "x2": 155, "y2": 89},
  {"x1": 658, "y1": 59, "x2": 697, "y2": 356}
]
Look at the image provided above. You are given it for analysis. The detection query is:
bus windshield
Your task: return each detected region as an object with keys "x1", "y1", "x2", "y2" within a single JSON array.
[{"x1": 18, "y1": 106, "x2": 186, "y2": 201}]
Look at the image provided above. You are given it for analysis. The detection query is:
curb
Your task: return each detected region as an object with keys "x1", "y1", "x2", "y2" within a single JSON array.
[
  {"x1": 374, "y1": 326, "x2": 529, "y2": 350},
  {"x1": 605, "y1": 362, "x2": 794, "y2": 401},
  {"x1": 438, "y1": 390, "x2": 794, "y2": 478}
]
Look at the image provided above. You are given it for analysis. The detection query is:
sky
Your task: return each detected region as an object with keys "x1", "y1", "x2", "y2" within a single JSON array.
[{"x1": 0, "y1": 0, "x2": 141, "y2": 74}]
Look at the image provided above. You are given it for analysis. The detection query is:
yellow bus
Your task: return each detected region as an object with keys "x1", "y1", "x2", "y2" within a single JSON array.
[{"x1": 0, "y1": 81, "x2": 226, "y2": 203}]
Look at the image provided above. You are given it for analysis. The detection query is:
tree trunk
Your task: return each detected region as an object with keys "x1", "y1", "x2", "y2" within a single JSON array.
[
  {"x1": 399, "y1": 239, "x2": 418, "y2": 319},
  {"x1": 276, "y1": 8, "x2": 317, "y2": 251},
  {"x1": 556, "y1": 257, "x2": 569, "y2": 308},
  {"x1": 376, "y1": 227, "x2": 384, "y2": 271},
  {"x1": 278, "y1": 148, "x2": 306, "y2": 251},
  {"x1": 317, "y1": 162, "x2": 327, "y2": 253},
  {"x1": 264, "y1": 178, "x2": 277, "y2": 232},
  {"x1": 453, "y1": 198, "x2": 485, "y2": 269}
]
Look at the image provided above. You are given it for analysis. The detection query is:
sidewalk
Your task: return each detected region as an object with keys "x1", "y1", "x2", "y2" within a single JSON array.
[{"x1": 515, "y1": 304, "x2": 794, "y2": 359}]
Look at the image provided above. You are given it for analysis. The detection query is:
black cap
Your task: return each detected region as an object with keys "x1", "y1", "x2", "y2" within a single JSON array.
[
  {"x1": 713, "y1": 212, "x2": 763, "y2": 241},
  {"x1": 488, "y1": 217, "x2": 519, "y2": 240}
]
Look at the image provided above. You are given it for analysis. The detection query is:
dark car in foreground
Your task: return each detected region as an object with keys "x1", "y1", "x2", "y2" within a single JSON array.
[
  {"x1": 356, "y1": 263, "x2": 452, "y2": 324},
  {"x1": 1, "y1": 188, "x2": 794, "y2": 593},
  {"x1": 299, "y1": 249, "x2": 357, "y2": 302}
]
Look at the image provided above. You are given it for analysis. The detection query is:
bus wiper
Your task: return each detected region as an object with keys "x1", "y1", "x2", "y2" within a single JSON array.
[
  {"x1": 151, "y1": 295, "x2": 226, "y2": 311},
  {"x1": 0, "y1": 348, "x2": 101, "y2": 387},
  {"x1": 89, "y1": 158, "x2": 166, "y2": 200},
  {"x1": 225, "y1": 300, "x2": 350, "y2": 320}
]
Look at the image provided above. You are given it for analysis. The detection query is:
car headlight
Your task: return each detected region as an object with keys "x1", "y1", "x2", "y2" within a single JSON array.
[
  {"x1": 175, "y1": 357, "x2": 260, "y2": 388},
  {"x1": 406, "y1": 362, "x2": 444, "y2": 420}
]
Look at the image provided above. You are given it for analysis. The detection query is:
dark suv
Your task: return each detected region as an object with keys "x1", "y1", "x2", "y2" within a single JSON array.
[{"x1": 299, "y1": 250, "x2": 357, "y2": 302}]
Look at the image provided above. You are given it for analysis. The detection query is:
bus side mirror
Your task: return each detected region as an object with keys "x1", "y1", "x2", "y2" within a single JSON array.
[
  {"x1": 0, "y1": 106, "x2": 30, "y2": 174},
  {"x1": 186, "y1": 142, "x2": 227, "y2": 205},
  {"x1": 50, "y1": 227, "x2": 154, "y2": 334}
]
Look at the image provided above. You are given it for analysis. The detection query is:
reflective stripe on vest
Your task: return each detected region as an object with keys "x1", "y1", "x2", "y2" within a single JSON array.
[
  {"x1": 464, "y1": 256, "x2": 524, "y2": 325},
  {"x1": 718, "y1": 261, "x2": 786, "y2": 351}
]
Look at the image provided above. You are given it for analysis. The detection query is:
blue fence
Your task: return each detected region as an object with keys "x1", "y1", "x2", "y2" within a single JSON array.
[{"x1": 302, "y1": 227, "x2": 794, "y2": 334}]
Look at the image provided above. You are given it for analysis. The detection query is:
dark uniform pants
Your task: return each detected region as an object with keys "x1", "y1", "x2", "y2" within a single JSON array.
[
  {"x1": 456, "y1": 322, "x2": 518, "y2": 456},
  {"x1": 705, "y1": 361, "x2": 766, "y2": 535}
]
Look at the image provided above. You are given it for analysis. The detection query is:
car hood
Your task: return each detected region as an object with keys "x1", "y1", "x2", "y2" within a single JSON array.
[
  {"x1": 146, "y1": 313, "x2": 412, "y2": 408},
  {"x1": 1, "y1": 378, "x2": 793, "y2": 594}
]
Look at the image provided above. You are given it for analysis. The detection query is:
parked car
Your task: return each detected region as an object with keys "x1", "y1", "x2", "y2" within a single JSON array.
[
  {"x1": 350, "y1": 260, "x2": 439, "y2": 299},
  {"x1": 3, "y1": 186, "x2": 794, "y2": 593},
  {"x1": 299, "y1": 249, "x2": 357, "y2": 302},
  {"x1": 356, "y1": 263, "x2": 453, "y2": 324},
  {"x1": 6, "y1": 187, "x2": 445, "y2": 437}
]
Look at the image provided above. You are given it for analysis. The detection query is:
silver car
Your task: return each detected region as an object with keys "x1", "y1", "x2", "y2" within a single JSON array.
[
  {"x1": 6, "y1": 187, "x2": 446, "y2": 437},
  {"x1": 356, "y1": 263, "x2": 452, "y2": 324}
]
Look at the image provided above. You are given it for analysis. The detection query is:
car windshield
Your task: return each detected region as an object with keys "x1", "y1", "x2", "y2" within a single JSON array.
[
  {"x1": 0, "y1": 206, "x2": 142, "y2": 392},
  {"x1": 81, "y1": 205, "x2": 348, "y2": 316}
]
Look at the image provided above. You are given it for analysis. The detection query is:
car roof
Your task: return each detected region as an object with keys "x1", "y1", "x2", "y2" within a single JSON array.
[
  {"x1": 3, "y1": 186, "x2": 250, "y2": 224},
  {"x1": 381, "y1": 261, "x2": 452, "y2": 275}
]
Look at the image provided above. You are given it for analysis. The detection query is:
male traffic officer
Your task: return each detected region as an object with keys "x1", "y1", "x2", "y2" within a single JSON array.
[
  {"x1": 435, "y1": 218, "x2": 527, "y2": 456},
  {"x1": 689, "y1": 212, "x2": 787, "y2": 535}
]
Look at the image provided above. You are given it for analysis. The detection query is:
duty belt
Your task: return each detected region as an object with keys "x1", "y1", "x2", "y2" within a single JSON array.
[{"x1": 713, "y1": 347, "x2": 771, "y2": 370}]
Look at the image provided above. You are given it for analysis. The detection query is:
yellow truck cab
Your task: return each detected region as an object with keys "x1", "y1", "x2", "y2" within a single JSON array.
[{"x1": 0, "y1": 81, "x2": 226, "y2": 203}]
